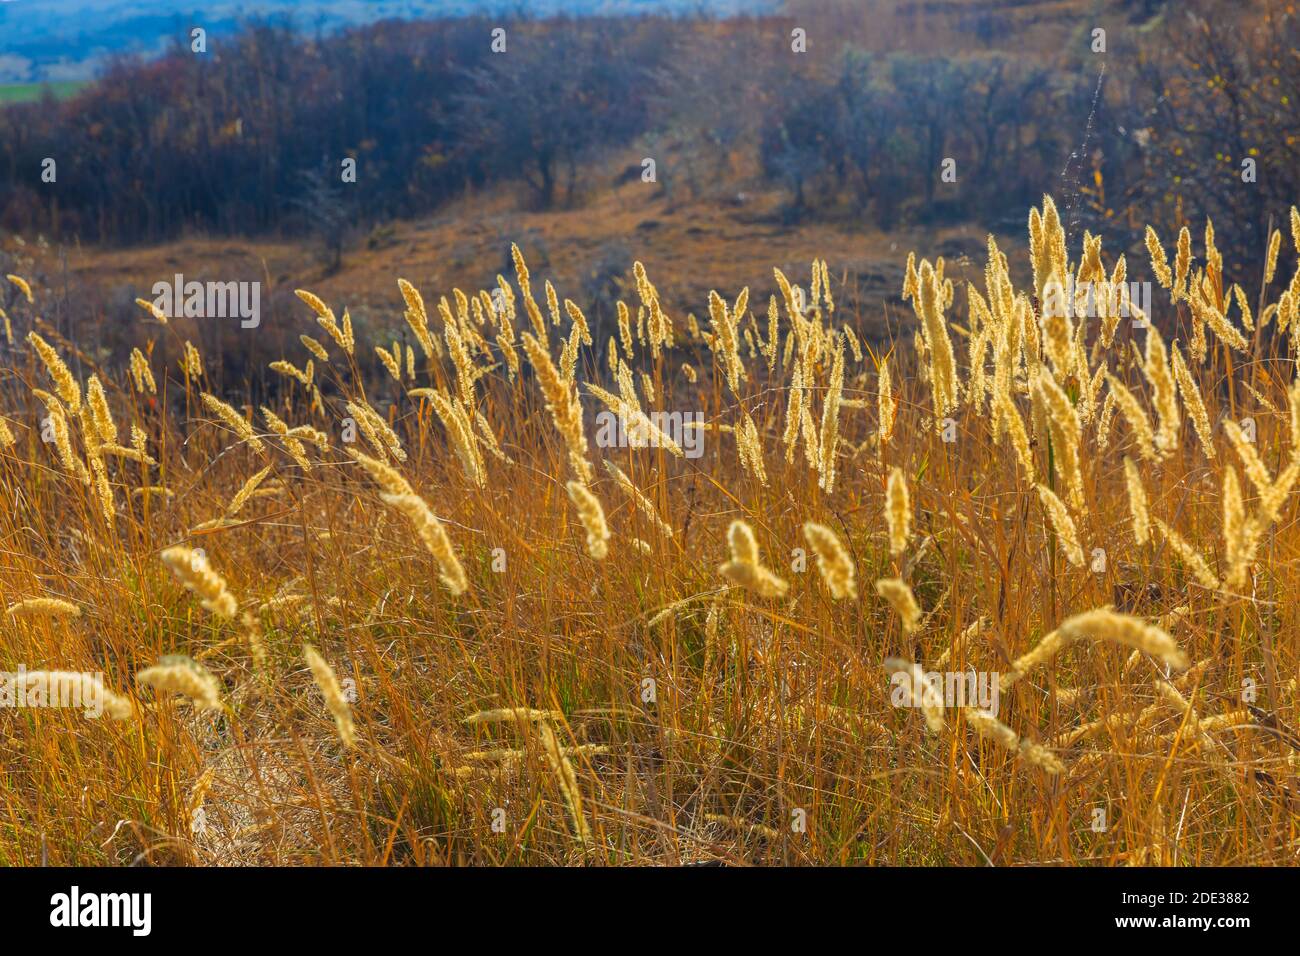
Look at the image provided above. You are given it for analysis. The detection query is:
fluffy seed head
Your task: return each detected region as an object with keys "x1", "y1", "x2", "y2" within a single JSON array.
[
  {"x1": 1036, "y1": 483, "x2": 1085, "y2": 567},
  {"x1": 538, "y1": 722, "x2": 592, "y2": 846},
  {"x1": 136, "y1": 658, "x2": 223, "y2": 711},
  {"x1": 566, "y1": 480, "x2": 610, "y2": 560},
  {"x1": 3, "y1": 670, "x2": 132, "y2": 720},
  {"x1": 160, "y1": 545, "x2": 239, "y2": 619},
  {"x1": 380, "y1": 492, "x2": 469, "y2": 596},
  {"x1": 884, "y1": 658, "x2": 943, "y2": 732},
  {"x1": 886, "y1": 467, "x2": 911, "y2": 556},
  {"x1": 719, "y1": 519, "x2": 789, "y2": 598},
  {"x1": 5, "y1": 597, "x2": 81, "y2": 619},
  {"x1": 1123, "y1": 457, "x2": 1150, "y2": 546},
  {"x1": 1057, "y1": 607, "x2": 1190, "y2": 671},
  {"x1": 803, "y1": 521, "x2": 856, "y2": 599},
  {"x1": 875, "y1": 577, "x2": 921, "y2": 632},
  {"x1": 304, "y1": 644, "x2": 357, "y2": 748},
  {"x1": 27, "y1": 332, "x2": 81, "y2": 413}
]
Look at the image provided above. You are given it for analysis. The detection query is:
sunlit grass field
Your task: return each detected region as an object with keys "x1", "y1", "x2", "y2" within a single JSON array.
[{"x1": 1, "y1": 195, "x2": 1298, "y2": 865}]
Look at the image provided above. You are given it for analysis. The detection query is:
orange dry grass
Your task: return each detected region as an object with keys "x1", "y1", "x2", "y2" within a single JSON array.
[{"x1": 0, "y1": 198, "x2": 1298, "y2": 866}]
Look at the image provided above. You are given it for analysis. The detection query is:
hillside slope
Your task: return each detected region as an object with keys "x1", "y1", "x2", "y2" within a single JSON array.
[{"x1": 10, "y1": 164, "x2": 999, "y2": 360}]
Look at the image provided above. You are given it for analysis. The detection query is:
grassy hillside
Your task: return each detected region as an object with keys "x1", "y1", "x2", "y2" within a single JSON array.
[
  {"x1": 1, "y1": 0, "x2": 1296, "y2": 870},
  {"x1": 0, "y1": 195, "x2": 1297, "y2": 865},
  {"x1": 23, "y1": 161, "x2": 991, "y2": 355}
]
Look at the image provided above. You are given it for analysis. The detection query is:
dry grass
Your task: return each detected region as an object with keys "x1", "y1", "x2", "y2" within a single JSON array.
[
  {"x1": 22, "y1": 165, "x2": 970, "y2": 351},
  {"x1": 1, "y1": 196, "x2": 1299, "y2": 866}
]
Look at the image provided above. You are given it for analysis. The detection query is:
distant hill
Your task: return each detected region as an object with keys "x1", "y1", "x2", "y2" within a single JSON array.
[{"x1": 0, "y1": 0, "x2": 778, "y2": 82}]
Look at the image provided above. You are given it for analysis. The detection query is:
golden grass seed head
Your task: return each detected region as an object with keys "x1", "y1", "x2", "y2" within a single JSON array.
[
  {"x1": 200, "y1": 393, "x2": 265, "y2": 454},
  {"x1": 27, "y1": 332, "x2": 81, "y2": 413},
  {"x1": 1152, "y1": 517, "x2": 1221, "y2": 591},
  {"x1": 1143, "y1": 326, "x2": 1179, "y2": 455},
  {"x1": 719, "y1": 519, "x2": 788, "y2": 598},
  {"x1": 4, "y1": 670, "x2": 133, "y2": 720},
  {"x1": 1123, "y1": 456, "x2": 1151, "y2": 546},
  {"x1": 379, "y1": 492, "x2": 469, "y2": 596},
  {"x1": 160, "y1": 545, "x2": 239, "y2": 619},
  {"x1": 304, "y1": 644, "x2": 357, "y2": 748},
  {"x1": 6, "y1": 273, "x2": 34, "y2": 303},
  {"x1": 136, "y1": 658, "x2": 223, "y2": 711},
  {"x1": 566, "y1": 480, "x2": 610, "y2": 560},
  {"x1": 803, "y1": 521, "x2": 856, "y2": 599},
  {"x1": 875, "y1": 577, "x2": 921, "y2": 633},
  {"x1": 886, "y1": 466, "x2": 911, "y2": 557},
  {"x1": 1035, "y1": 483, "x2": 1085, "y2": 567},
  {"x1": 884, "y1": 657, "x2": 944, "y2": 732},
  {"x1": 537, "y1": 722, "x2": 593, "y2": 846},
  {"x1": 603, "y1": 459, "x2": 673, "y2": 538},
  {"x1": 5, "y1": 597, "x2": 81, "y2": 619},
  {"x1": 1170, "y1": 346, "x2": 1214, "y2": 459},
  {"x1": 1106, "y1": 375, "x2": 1157, "y2": 461},
  {"x1": 1057, "y1": 607, "x2": 1189, "y2": 671}
]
